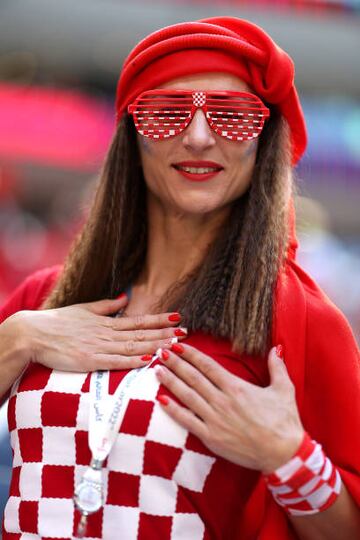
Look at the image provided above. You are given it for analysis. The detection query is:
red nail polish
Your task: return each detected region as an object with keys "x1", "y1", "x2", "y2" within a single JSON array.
[
  {"x1": 276, "y1": 344, "x2": 284, "y2": 359},
  {"x1": 141, "y1": 354, "x2": 152, "y2": 362},
  {"x1": 161, "y1": 349, "x2": 170, "y2": 361},
  {"x1": 171, "y1": 343, "x2": 184, "y2": 354},
  {"x1": 168, "y1": 313, "x2": 181, "y2": 322},
  {"x1": 157, "y1": 394, "x2": 169, "y2": 406},
  {"x1": 174, "y1": 328, "x2": 187, "y2": 337},
  {"x1": 116, "y1": 292, "x2": 127, "y2": 300}
]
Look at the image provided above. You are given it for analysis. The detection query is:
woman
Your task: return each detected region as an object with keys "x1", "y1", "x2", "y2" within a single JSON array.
[{"x1": 0, "y1": 16, "x2": 359, "y2": 540}]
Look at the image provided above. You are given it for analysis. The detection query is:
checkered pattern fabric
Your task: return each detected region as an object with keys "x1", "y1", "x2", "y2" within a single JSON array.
[
  {"x1": 3, "y1": 358, "x2": 260, "y2": 539},
  {"x1": 192, "y1": 92, "x2": 206, "y2": 107},
  {"x1": 264, "y1": 432, "x2": 341, "y2": 516}
]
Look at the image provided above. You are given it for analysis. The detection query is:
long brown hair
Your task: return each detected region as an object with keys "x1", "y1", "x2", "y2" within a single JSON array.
[{"x1": 44, "y1": 108, "x2": 292, "y2": 356}]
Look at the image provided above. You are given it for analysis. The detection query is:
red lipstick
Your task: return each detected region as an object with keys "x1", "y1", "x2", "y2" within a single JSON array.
[{"x1": 172, "y1": 161, "x2": 224, "y2": 182}]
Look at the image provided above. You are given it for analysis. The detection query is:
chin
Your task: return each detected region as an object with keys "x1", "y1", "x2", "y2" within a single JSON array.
[{"x1": 172, "y1": 195, "x2": 230, "y2": 216}]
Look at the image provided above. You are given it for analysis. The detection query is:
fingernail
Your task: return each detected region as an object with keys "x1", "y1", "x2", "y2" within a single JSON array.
[
  {"x1": 168, "y1": 312, "x2": 181, "y2": 322},
  {"x1": 171, "y1": 343, "x2": 184, "y2": 354},
  {"x1": 141, "y1": 354, "x2": 153, "y2": 362},
  {"x1": 157, "y1": 394, "x2": 169, "y2": 406},
  {"x1": 174, "y1": 328, "x2": 187, "y2": 337},
  {"x1": 116, "y1": 292, "x2": 127, "y2": 300},
  {"x1": 276, "y1": 344, "x2": 284, "y2": 359},
  {"x1": 161, "y1": 349, "x2": 170, "y2": 361}
]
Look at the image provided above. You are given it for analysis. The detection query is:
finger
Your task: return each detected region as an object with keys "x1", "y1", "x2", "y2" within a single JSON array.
[
  {"x1": 157, "y1": 348, "x2": 222, "y2": 404},
  {"x1": 82, "y1": 294, "x2": 129, "y2": 315},
  {"x1": 154, "y1": 364, "x2": 213, "y2": 421},
  {"x1": 91, "y1": 353, "x2": 153, "y2": 371},
  {"x1": 106, "y1": 327, "x2": 188, "y2": 343},
  {"x1": 155, "y1": 393, "x2": 209, "y2": 441},
  {"x1": 97, "y1": 338, "x2": 178, "y2": 357},
  {"x1": 268, "y1": 345, "x2": 291, "y2": 389},
  {"x1": 170, "y1": 343, "x2": 237, "y2": 392},
  {"x1": 108, "y1": 312, "x2": 182, "y2": 331}
]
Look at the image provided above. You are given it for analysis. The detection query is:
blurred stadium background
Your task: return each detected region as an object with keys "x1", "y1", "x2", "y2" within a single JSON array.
[{"x1": 0, "y1": 0, "x2": 359, "y2": 520}]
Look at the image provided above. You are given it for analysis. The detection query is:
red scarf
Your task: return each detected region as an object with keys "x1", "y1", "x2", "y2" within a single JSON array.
[{"x1": 240, "y1": 201, "x2": 360, "y2": 538}]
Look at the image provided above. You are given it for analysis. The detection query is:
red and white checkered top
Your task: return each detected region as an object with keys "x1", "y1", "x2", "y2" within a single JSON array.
[{"x1": 3, "y1": 337, "x2": 269, "y2": 540}]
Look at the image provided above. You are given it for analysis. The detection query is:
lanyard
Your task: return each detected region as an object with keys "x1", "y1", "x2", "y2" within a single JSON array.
[{"x1": 73, "y1": 362, "x2": 154, "y2": 537}]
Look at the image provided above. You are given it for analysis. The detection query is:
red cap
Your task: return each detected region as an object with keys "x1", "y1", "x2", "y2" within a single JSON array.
[{"x1": 115, "y1": 17, "x2": 307, "y2": 165}]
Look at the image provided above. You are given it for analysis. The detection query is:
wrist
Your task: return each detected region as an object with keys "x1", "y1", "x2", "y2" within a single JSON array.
[
  {"x1": 1, "y1": 311, "x2": 33, "y2": 366},
  {"x1": 263, "y1": 431, "x2": 342, "y2": 516},
  {"x1": 261, "y1": 429, "x2": 305, "y2": 475},
  {"x1": 0, "y1": 312, "x2": 33, "y2": 399}
]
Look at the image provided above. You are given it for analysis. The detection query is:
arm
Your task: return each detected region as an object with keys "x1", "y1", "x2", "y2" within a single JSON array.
[
  {"x1": 0, "y1": 314, "x2": 29, "y2": 402},
  {"x1": 289, "y1": 484, "x2": 360, "y2": 540}
]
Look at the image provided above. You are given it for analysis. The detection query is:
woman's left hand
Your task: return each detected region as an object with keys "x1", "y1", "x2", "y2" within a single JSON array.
[{"x1": 154, "y1": 343, "x2": 305, "y2": 473}]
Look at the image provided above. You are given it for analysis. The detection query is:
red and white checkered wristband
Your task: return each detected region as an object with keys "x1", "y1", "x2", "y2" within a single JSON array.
[{"x1": 263, "y1": 432, "x2": 342, "y2": 516}]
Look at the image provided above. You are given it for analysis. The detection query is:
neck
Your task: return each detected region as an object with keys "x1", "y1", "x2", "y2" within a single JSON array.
[{"x1": 134, "y1": 193, "x2": 229, "y2": 297}]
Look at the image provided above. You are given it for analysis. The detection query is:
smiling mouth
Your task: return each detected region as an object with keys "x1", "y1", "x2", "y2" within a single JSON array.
[
  {"x1": 172, "y1": 164, "x2": 223, "y2": 182},
  {"x1": 173, "y1": 165, "x2": 222, "y2": 174}
]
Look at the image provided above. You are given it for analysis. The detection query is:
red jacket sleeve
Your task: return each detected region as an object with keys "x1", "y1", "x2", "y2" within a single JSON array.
[
  {"x1": 0, "y1": 266, "x2": 61, "y2": 323},
  {"x1": 302, "y1": 285, "x2": 360, "y2": 506}
]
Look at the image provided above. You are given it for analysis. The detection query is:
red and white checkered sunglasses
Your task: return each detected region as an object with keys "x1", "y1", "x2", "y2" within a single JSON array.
[{"x1": 127, "y1": 89, "x2": 270, "y2": 142}]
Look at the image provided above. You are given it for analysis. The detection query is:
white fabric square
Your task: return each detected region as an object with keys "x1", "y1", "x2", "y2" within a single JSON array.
[
  {"x1": 139, "y1": 475, "x2": 177, "y2": 516},
  {"x1": 298, "y1": 476, "x2": 321, "y2": 496},
  {"x1": 307, "y1": 483, "x2": 333, "y2": 508},
  {"x1": 4, "y1": 496, "x2": 20, "y2": 532},
  {"x1": 130, "y1": 368, "x2": 161, "y2": 401},
  {"x1": 173, "y1": 450, "x2": 215, "y2": 492},
  {"x1": 42, "y1": 427, "x2": 75, "y2": 465},
  {"x1": 171, "y1": 513, "x2": 205, "y2": 540},
  {"x1": 19, "y1": 534, "x2": 40, "y2": 539},
  {"x1": 15, "y1": 390, "x2": 42, "y2": 429},
  {"x1": 38, "y1": 498, "x2": 74, "y2": 537},
  {"x1": 147, "y1": 403, "x2": 188, "y2": 448},
  {"x1": 107, "y1": 433, "x2": 145, "y2": 475},
  {"x1": 45, "y1": 370, "x2": 87, "y2": 394},
  {"x1": 276, "y1": 456, "x2": 302, "y2": 482},
  {"x1": 103, "y1": 505, "x2": 140, "y2": 540},
  {"x1": 10, "y1": 429, "x2": 22, "y2": 467},
  {"x1": 76, "y1": 392, "x2": 91, "y2": 430},
  {"x1": 19, "y1": 463, "x2": 42, "y2": 500},
  {"x1": 322, "y1": 457, "x2": 332, "y2": 481}
]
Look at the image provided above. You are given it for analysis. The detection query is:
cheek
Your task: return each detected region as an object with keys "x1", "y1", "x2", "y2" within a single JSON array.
[
  {"x1": 138, "y1": 136, "x2": 154, "y2": 156},
  {"x1": 241, "y1": 139, "x2": 258, "y2": 161}
]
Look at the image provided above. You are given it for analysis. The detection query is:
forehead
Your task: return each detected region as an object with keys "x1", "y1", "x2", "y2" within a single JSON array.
[{"x1": 158, "y1": 72, "x2": 252, "y2": 93}]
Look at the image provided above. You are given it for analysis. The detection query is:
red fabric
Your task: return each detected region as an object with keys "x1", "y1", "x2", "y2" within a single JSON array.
[
  {"x1": 1, "y1": 227, "x2": 360, "y2": 538},
  {"x1": 115, "y1": 17, "x2": 307, "y2": 164}
]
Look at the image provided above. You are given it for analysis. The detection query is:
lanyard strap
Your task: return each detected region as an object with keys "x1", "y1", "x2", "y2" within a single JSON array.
[{"x1": 88, "y1": 367, "x2": 143, "y2": 463}]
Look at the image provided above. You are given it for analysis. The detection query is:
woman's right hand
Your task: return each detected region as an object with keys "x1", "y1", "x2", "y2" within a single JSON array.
[{"x1": 9, "y1": 295, "x2": 187, "y2": 373}]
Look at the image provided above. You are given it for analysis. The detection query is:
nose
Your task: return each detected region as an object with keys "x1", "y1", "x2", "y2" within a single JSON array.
[{"x1": 181, "y1": 109, "x2": 216, "y2": 152}]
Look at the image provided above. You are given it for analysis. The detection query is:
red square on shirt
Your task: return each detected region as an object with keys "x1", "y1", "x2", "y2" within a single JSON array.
[
  {"x1": 143, "y1": 441, "x2": 182, "y2": 479},
  {"x1": 18, "y1": 428, "x2": 43, "y2": 462},
  {"x1": 106, "y1": 471, "x2": 140, "y2": 506},
  {"x1": 138, "y1": 513, "x2": 172, "y2": 538},
  {"x1": 19, "y1": 500, "x2": 38, "y2": 533},
  {"x1": 42, "y1": 465, "x2": 74, "y2": 498},
  {"x1": 17, "y1": 363, "x2": 51, "y2": 392},
  {"x1": 41, "y1": 391, "x2": 80, "y2": 427},
  {"x1": 120, "y1": 399, "x2": 154, "y2": 436},
  {"x1": 75, "y1": 430, "x2": 92, "y2": 466},
  {"x1": 7, "y1": 395, "x2": 16, "y2": 432},
  {"x1": 73, "y1": 507, "x2": 103, "y2": 539},
  {"x1": 9, "y1": 466, "x2": 21, "y2": 497}
]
